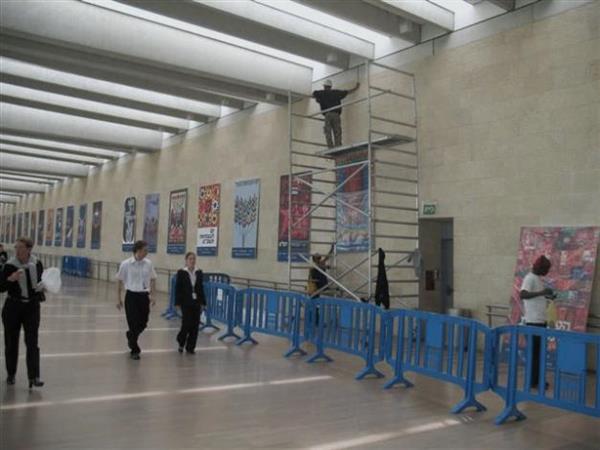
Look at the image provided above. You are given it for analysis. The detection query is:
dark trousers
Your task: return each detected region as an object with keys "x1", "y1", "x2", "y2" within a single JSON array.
[
  {"x1": 2, "y1": 298, "x2": 41, "y2": 379},
  {"x1": 125, "y1": 291, "x2": 150, "y2": 354},
  {"x1": 526, "y1": 322, "x2": 546, "y2": 387},
  {"x1": 177, "y1": 303, "x2": 201, "y2": 351}
]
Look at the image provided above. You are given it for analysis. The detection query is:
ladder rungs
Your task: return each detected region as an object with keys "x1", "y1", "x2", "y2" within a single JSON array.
[
  {"x1": 291, "y1": 150, "x2": 332, "y2": 159},
  {"x1": 291, "y1": 113, "x2": 324, "y2": 122},
  {"x1": 310, "y1": 228, "x2": 336, "y2": 233},
  {"x1": 372, "y1": 204, "x2": 419, "y2": 212},
  {"x1": 373, "y1": 189, "x2": 417, "y2": 198},
  {"x1": 369, "y1": 62, "x2": 414, "y2": 77},
  {"x1": 310, "y1": 204, "x2": 335, "y2": 209},
  {"x1": 292, "y1": 163, "x2": 330, "y2": 171}
]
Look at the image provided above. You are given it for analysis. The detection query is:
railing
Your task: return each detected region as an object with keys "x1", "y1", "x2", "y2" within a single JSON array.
[{"x1": 486, "y1": 304, "x2": 600, "y2": 330}]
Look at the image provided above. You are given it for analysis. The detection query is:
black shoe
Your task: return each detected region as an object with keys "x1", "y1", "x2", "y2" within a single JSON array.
[
  {"x1": 29, "y1": 378, "x2": 44, "y2": 389},
  {"x1": 6, "y1": 375, "x2": 15, "y2": 385},
  {"x1": 178, "y1": 346, "x2": 184, "y2": 353},
  {"x1": 186, "y1": 349, "x2": 195, "y2": 355},
  {"x1": 130, "y1": 353, "x2": 140, "y2": 360}
]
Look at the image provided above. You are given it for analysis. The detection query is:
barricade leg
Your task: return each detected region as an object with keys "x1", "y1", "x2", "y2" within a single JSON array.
[
  {"x1": 284, "y1": 301, "x2": 307, "y2": 358},
  {"x1": 236, "y1": 296, "x2": 258, "y2": 346},
  {"x1": 451, "y1": 327, "x2": 486, "y2": 413},
  {"x1": 306, "y1": 313, "x2": 332, "y2": 363},
  {"x1": 218, "y1": 292, "x2": 241, "y2": 341},
  {"x1": 494, "y1": 329, "x2": 526, "y2": 424},
  {"x1": 198, "y1": 314, "x2": 220, "y2": 332},
  {"x1": 384, "y1": 316, "x2": 413, "y2": 389},
  {"x1": 355, "y1": 310, "x2": 384, "y2": 380}
]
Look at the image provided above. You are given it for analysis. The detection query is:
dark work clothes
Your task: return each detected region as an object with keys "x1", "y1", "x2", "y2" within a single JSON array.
[
  {"x1": 313, "y1": 89, "x2": 349, "y2": 115},
  {"x1": 175, "y1": 269, "x2": 206, "y2": 351},
  {"x1": 0, "y1": 258, "x2": 44, "y2": 379},
  {"x1": 374, "y1": 248, "x2": 390, "y2": 310},
  {"x1": 124, "y1": 291, "x2": 150, "y2": 354},
  {"x1": 526, "y1": 322, "x2": 546, "y2": 387},
  {"x1": 309, "y1": 267, "x2": 328, "y2": 296}
]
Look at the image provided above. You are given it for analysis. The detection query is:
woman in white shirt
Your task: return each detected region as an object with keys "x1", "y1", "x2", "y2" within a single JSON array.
[
  {"x1": 519, "y1": 255, "x2": 555, "y2": 389},
  {"x1": 174, "y1": 252, "x2": 206, "y2": 354}
]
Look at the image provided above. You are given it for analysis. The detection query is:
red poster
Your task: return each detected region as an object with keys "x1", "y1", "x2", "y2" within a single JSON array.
[{"x1": 509, "y1": 227, "x2": 600, "y2": 332}]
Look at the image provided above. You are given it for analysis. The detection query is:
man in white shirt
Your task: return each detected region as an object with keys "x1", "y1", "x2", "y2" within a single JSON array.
[
  {"x1": 116, "y1": 240, "x2": 157, "y2": 360},
  {"x1": 519, "y1": 255, "x2": 555, "y2": 389}
]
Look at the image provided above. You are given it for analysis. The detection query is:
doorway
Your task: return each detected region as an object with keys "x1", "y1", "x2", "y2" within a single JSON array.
[{"x1": 418, "y1": 218, "x2": 454, "y2": 313}]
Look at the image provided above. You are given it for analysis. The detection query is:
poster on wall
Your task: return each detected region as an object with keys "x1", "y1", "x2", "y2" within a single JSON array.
[
  {"x1": 17, "y1": 213, "x2": 23, "y2": 238},
  {"x1": 122, "y1": 196, "x2": 136, "y2": 252},
  {"x1": 77, "y1": 204, "x2": 87, "y2": 249},
  {"x1": 54, "y1": 207, "x2": 64, "y2": 247},
  {"x1": 30, "y1": 211, "x2": 37, "y2": 244},
  {"x1": 167, "y1": 189, "x2": 187, "y2": 254},
  {"x1": 64, "y1": 206, "x2": 74, "y2": 248},
  {"x1": 196, "y1": 184, "x2": 220, "y2": 256},
  {"x1": 0, "y1": 216, "x2": 5, "y2": 242},
  {"x1": 11, "y1": 214, "x2": 16, "y2": 242},
  {"x1": 142, "y1": 194, "x2": 159, "y2": 253},
  {"x1": 509, "y1": 226, "x2": 600, "y2": 332},
  {"x1": 277, "y1": 174, "x2": 311, "y2": 262},
  {"x1": 37, "y1": 210, "x2": 45, "y2": 246},
  {"x1": 91, "y1": 201, "x2": 102, "y2": 250},
  {"x1": 24, "y1": 212, "x2": 30, "y2": 238},
  {"x1": 232, "y1": 178, "x2": 260, "y2": 259},
  {"x1": 335, "y1": 151, "x2": 369, "y2": 252},
  {"x1": 45, "y1": 209, "x2": 54, "y2": 246}
]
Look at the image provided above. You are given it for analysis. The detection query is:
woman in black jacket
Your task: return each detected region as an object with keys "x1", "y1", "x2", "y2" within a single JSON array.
[
  {"x1": 175, "y1": 252, "x2": 206, "y2": 354},
  {"x1": 0, "y1": 237, "x2": 45, "y2": 388}
]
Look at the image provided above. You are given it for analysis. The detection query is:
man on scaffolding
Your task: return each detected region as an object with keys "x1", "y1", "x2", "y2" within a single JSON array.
[{"x1": 313, "y1": 79, "x2": 360, "y2": 148}]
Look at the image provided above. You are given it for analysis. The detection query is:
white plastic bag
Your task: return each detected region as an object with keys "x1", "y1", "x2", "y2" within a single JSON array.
[{"x1": 40, "y1": 267, "x2": 62, "y2": 294}]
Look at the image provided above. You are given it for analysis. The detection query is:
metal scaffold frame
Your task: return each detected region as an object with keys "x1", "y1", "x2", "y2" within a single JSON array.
[{"x1": 287, "y1": 61, "x2": 420, "y2": 307}]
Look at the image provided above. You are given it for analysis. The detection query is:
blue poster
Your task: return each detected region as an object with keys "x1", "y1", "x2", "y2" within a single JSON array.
[
  {"x1": 77, "y1": 204, "x2": 87, "y2": 248},
  {"x1": 91, "y1": 201, "x2": 102, "y2": 250},
  {"x1": 24, "y1": 212, "x2": 30, "y2": 239},
  {"x1": 167, "y1": 189, "x2": 187, "y2": 254},
  {"x1": 37, "y1": 210, "x2": 45, "y2": 246},
  {"x1": 17, "y1": 213, "x2": 22, "y2": 238},
  {"x1": 232, "y1": 178, "x2": 260, "y2": 259},
  {"x1": 54, "y1": 207, "x2": 64, "y2": 246},
  {"x1": 65, "y1": 206, "x2": 74, "y2": 248}
]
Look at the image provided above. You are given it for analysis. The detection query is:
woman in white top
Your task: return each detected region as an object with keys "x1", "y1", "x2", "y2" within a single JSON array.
[
  {"x1": 174, "y1": 252, "x2": 206, "y2": 354},
  {"x1": 519, "y1": 255, "x2": 555, "y2": 389}
]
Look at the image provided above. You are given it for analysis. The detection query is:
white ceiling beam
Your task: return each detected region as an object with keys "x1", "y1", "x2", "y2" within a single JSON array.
[
  {"x1": 297, "y1": 0, "x2": 421, "y2": 42},
  {"x1": 0, "y1": 82, "x2": 191, "y2": 134},
  {"x1": 0, "y1": 169, "x2": 66, "y2": 183},
  {"x1": 0, "y1": 194, "x2": 19, "y2": 204},
  {"x1": 0, "y1": 57, "x2": 222, "y2": 122},
  {"x1": 0, "y1": 153, "x2": 89, "y2": 178},
  {"x1": 0, "y1": 179, "x2": 47, "y2": 194},
  {"x1": 1, "y1": 103, "x2": 164, "y2": 152},
  {"x1": 0, "y1": 174, "x2": 56, "y2": 186},
  {"x1": 0, "y1": 134, "x2": 124, "y2": 158},
  {"x1": 487, "y1": 0, "x2": 516, "y2": 11},
  {"x1": 0, "y1": 0, "x2": 313, "y2": 95},
  {"x1": 366, "y1": 0, "x2": 455, "y2": 30},
  {"x1": 0, "y1": 143, "x2": 106, "y2": 166}
]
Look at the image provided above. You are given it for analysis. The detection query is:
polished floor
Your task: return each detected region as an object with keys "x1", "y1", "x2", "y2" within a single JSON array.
[{"x1": 1, "y1": 277, "x2": 598, "y2": 450}]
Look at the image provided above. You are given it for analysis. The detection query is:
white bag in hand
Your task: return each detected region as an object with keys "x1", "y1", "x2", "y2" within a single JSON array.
[{"x1": 40, "y1": 267, "x2": 62, "y2": 294}]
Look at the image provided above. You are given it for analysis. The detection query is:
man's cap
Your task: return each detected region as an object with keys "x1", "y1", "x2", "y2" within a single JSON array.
[{"x1": 323, "y1": 79, "x2": 333, "y2": 87}]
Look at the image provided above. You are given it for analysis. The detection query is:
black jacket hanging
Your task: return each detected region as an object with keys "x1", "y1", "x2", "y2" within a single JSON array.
[{"x1": 374, "y1": 248, "x2": 390, "y2": 310}]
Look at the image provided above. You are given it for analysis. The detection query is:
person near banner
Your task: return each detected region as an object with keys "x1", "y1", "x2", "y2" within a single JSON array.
[
  {"x1": 520, "y1": 255, "x2": 555, "y2": 389},
  {"x1": 313, "y1": 79, "x2": 360, "y2": 148},
  {"x1": 0, "y1": 237, "x2": 46, "y2": 388},
  {"x1": 116, "y1": 240, "x2": 157, "y2": 360},
  {"x1": 175, "y1": 252, "x2": 206, "y2": 354}
]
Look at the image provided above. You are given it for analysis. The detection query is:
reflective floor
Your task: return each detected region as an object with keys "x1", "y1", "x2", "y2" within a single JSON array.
[{"x1": 1, "y1": 277, "x2": 598, "y2": 449}]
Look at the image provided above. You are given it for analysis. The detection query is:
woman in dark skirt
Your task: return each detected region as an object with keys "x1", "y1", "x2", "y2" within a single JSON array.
[{"x1": 175, "y1": 252, "x2": 206, "y2": 354}]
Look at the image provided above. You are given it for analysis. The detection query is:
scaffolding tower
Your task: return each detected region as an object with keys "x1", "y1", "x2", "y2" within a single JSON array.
[{"x1": 287, "y1": 61, "x2": 420, "y2": 308}]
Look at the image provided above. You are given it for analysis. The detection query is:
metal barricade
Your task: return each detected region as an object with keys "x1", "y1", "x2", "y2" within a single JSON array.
[{"x1": 201, "y1": 282, "x2": 240, "y2": 341}]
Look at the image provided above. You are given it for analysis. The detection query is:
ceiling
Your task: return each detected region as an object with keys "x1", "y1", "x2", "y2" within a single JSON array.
[{"x1": 0, "y1": 0, "x2": 515, "y2": 202}]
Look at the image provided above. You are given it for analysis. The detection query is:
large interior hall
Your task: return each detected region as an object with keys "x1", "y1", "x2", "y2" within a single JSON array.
[{"x1": 0, "y1": 1, "x2": 599, "y2": 449}]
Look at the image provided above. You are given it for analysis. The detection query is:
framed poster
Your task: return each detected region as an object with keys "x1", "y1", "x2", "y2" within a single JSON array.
[
  {"x1": 24, "y1": 212, "x2": 30, "y2": 238},
  {"x1": 37, "y1": 210, "x2": 45, "y2": 246},
  {"x1": 509, "y1": 227, "x2": 600, "y2": 332},
  {"x1": 335, "y1": 151, "x2": 369, "y2": 253},
  {"x1": 11, "y1": 214, "x2": 16, "y2": 242},
  {"x1": 30, "y1": 211, "x2": 36, "y2": 244},
  {"x1": 142, "y1": 194, "x2": 159, "y2": 253},
  {"x1": 17, "y1": 213, "x2": 23, "y2": 238},
  {"x1": 77, "y1": 204, "x2": 87, "y2": 249},
  {"x1": 197, "y1": 183, "x2": 220, "y2": 256},
  {"x1": 91, "y1": 201, "x2": 102, "y2": 249},
  {"x1": 64, "y1": 206, "x2": 74, "y2": 248},
  {"x1": 167, "y1": 189, "x2": 187, "y2": 254},
  {"x1": 45, "y1": 209, "x2": 54, "y2": 246},
  {"x1": 122, "y1": 196, "x2": 136, "y2": 252},
  {"x1": 277, "y1": 174, "x2": 311, "y2": 262},
  {"x1": 54, "y1": 207, "x2": 64, "y2": 246},
  {"x1": 232, "y1": 178, "x2": 260, "y2": 259}
]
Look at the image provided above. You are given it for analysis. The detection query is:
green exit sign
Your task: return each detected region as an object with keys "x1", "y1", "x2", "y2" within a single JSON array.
[{"x1": 422, "y1": 202, "x2": 437, "y2": 216}]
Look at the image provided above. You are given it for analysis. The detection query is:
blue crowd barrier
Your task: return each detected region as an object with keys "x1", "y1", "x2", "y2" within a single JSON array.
[
  {"x1": 161, "y1": 275, "x2": 182, "y2": 320},
  {"x1": 162, "y1": 273, "x2": 231, "y2": 321},
  {"x1": 384, "y1": 309, "x2": 491, "y2": 413},
  {"x1": 236, "y1": 288, "x2": 307, "y2": 358},
  {"x1": 203, "y1": 272, "x2": 231, "y2": 284},
  {"x1": 491, "y1": 325, "x2": 600, "y2": 424},
  {"x1": 304, "y1": 297, "x2": 387, "y2": 380},
  {"x1": 201, "y1": 282, "x2": 241, "y2": 341},
  {"x1": 61, "y1": 256, "x2": 89, "y2": 277}
]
